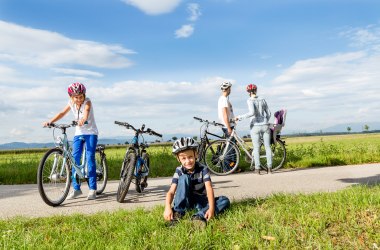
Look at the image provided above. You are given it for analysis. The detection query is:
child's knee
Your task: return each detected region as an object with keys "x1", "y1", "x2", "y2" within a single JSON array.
[{"x1": 217, "y1": 196, "x2": 230, "y2": 207}]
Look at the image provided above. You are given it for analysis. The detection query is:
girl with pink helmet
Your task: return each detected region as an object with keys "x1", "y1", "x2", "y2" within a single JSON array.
[{"x1": 43, "y1": 82, "x2": 99, "y2": 200}]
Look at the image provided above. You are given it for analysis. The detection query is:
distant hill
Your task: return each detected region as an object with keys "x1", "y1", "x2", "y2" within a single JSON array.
[
  {"x1": 0, "y1": 133, "x2": 196, "y2": 150},
  {"x1": 0, "y1": 142, "x2": 55, "y2": 150},
  {"x1": 320, "y1": 122, "x2": 380, "y2": 133},
  {"x1": 3, "y1": 123, "x2": 379, "y2": 150}
]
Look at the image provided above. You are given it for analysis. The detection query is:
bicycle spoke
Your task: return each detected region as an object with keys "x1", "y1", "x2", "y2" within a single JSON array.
[
  {"x1": 37, "y1": 148, "x2": 71, "y2": 206},
  {"x1": 260, "y1": 140, "x2": 286, "y2": 171},
  {"x1": 204, "y1": 139, "x2": 240, "y2": 175},
  {"x1": 95, "y1": 149, "x2": 108, "y2": 195}
]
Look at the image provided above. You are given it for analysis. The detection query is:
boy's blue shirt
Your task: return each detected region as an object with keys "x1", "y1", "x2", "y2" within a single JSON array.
[{"x1": 171, "y1": 162, "x2": 211, "y2": 196}]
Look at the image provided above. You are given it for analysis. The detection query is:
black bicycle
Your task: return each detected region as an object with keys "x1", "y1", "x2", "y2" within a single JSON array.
[
  {"x1": 114, "y1": 121, "x2": 162, "y2": 203},
  {"x1": 193, "y1": 117, "x2": 225, "y2": 162}
]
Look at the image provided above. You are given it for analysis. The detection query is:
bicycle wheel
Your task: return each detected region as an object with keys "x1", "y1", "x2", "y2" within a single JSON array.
[
  {"x1": 135, "y1": 152, "x2": 149, "y2": 193},
  {"x1": 204, "y1": 139, "x2": 240, "y2": 175},
  {"x1": 95, "y1": 151, "x2": 108, "y2": 195},
  {"x1": 197, "y1": 141, "x2": 207, "y2": 163},
  {"x1": 260, "y1": 140, "x2": 286, "y2": 171},
  {"x1": 117, "y1": 151, "x2": 136, "y2": 202},
  {"x1": 37, "y1": 148, "x2": 71, "y2": 206}
]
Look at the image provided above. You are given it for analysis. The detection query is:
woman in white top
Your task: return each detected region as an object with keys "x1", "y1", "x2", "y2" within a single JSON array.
[
  {"x1": 43, "y1": 82, "x2": 99, "y2": 199},
  {"x1": 235, "y1": 84, "x2": 272, "y2": 174}
]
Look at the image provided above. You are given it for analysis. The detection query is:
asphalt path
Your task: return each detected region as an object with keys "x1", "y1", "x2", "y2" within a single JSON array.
[{"x1": 1, "y1": 163, "x2": 379, "y2": 219}]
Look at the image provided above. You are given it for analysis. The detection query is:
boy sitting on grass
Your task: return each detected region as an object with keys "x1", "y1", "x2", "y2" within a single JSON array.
[{"x1": 163, "y1": 137, "x2": 230, "y2": 227}]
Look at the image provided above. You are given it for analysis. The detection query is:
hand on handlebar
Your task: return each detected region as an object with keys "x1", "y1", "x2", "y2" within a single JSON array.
[{"x1": 42, "y1": 121, "x2": 53, "y2": 128}]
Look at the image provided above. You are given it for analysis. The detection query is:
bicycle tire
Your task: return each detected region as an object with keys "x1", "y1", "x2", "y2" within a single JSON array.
[
  {"x1": 197, "y1": 142, "x2": 207, "y2": 163},
  {"x1": 204, "y1": 139, "x2": 240, "y2": 175},
  {"x1": 260, "y1": 139, "x2": 286, "y2": 171},
  {"x1": 117, "y1": 151, "x2": 136, "y2": 202},
  {"x1": 95, "y1": 152, "x2": 108, "y2": 195},
  {"x1": 135, "y1": 152, "x2": 149, "y2": 193},
  {"x1": 37, "y1": 148, "x2": 71, "y2": 206}
]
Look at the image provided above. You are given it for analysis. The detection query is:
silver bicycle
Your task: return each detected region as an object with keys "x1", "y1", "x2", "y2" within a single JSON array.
[
  {"x1": 37, "y1": 121, "x2": 108, "y2": 206},
  {"x1": 203, "y1": 121, "x2": 286, "y2": 175}
]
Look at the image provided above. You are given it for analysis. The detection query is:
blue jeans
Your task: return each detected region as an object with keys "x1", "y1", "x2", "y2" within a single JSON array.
[
  {"x1": 251, "y1": 125, "x2": 272, "y2": 169},
  {"x1": 71, "y1": 134, "x2": 98, "y2": 190},
  {"x1": 173, "y1": 174, "x2": 230, "y2": 219}
]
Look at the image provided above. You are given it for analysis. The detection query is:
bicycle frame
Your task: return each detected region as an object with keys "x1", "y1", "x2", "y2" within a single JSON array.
[
  {"x1": 129, "y1": 134, "x2": 149, "y2": 178},
  {"x1": 115, "y1": 121, "x2": 162, "y2": 202},
  {"x1": 51, "y1": 125, "x2": 88, "y2": 181},
  {"x1": 194, "y1": 117, "x2": 225, "y2": 160},
  {"x1": 228, "y1": 123, "x2": 286, "y2": 169},
  {"x1": 228, "y1": 129, "x2": 252, "y2": 159}
]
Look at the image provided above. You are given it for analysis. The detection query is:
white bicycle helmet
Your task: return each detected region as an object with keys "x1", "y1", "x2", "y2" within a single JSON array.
[
  {"x1": 220, "y1": 81, "x2": 232, "y2": 90},
  {"x1": 172, "y1": 137, "x2": 198, "y2": 154}
]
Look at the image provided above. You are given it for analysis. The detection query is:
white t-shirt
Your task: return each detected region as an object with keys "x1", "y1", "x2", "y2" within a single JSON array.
[
  {"x1": 218, "y1": 95, "x2": 235, "y2": 127},
  {"x1": 69, "y1": 97, "x2": 98, "y2": 136}
]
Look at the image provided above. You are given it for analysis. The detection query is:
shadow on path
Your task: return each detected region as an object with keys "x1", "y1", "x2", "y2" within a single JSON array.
[{"x1": 338, "y1": 174, "x2": 380, "y2": 186}]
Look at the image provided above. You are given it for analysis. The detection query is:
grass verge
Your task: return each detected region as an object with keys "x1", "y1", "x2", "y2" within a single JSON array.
[{"x1": 1, "y1": 184, "x2": 379, "y2": 249}]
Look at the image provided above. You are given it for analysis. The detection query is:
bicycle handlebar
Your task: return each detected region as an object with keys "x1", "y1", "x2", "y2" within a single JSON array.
[
  {"x1": 44, "y1": 121, "x2": 77, "y2": 129},
  {"x1": 44, "y1": 120, "x2": 89, "y2": 129},
  {"x1": 146, "y1": 128, "x2": 163, "y2": 138},
  {"x1": 114, "y1": 121, "x2": 162, "y2": 138},
  {"x1": 193, "y1": 117, "x2": 224, "y2": 127}
]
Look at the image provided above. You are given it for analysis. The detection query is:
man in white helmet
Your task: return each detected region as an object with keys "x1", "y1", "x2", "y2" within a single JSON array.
[
  {"x1": 217, "y1": 81, "x2": 240, "y2": 172},
  {"x1": 218, "y1": 81, "x2": 235, "y2": 135}
]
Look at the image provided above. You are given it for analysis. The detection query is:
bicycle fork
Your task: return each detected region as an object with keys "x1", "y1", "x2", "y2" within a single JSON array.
[{"x1": 49, "y1": 152, "x2": 68, "y2": 182}]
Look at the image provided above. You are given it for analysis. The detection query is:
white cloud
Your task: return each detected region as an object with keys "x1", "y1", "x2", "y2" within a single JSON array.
[
  {"x1": 273, "y1": 52, "x2": 366, "y2": 84},
  {"x1": 251, "y1": 71, "x2": 267, "y2": 78},
  {"x1": 0, "y1": 21, "x2": 135, "y2": 69},
  {"x1": 52, "y1": 68, "x2": 104, "y2": 77},
  {"x1": 122, "y1": 0, "x2": 182, "y2": 15},
  {"x1": 267, "y1": 46, "x2": 380, "y2": 132},
  {"x1": 0, "y1": 76, "x2": 233, "y2": 143},
  {"x1": 187, "y1": 3, "x2": 201, "y2": 21},
  {"x1": 340, "y1": 25, "x2": 380, "y2": 49},
  {"x1": 175, "y1": 24, "x2": 194, "y2": 38},
  {"x1": 174, "y1": 3, "x2": 201, "y2": 39}
]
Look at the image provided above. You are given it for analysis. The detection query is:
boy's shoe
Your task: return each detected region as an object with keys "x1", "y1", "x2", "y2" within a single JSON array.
[
  {"x1": 140, "y1": 181, "x2": 148, "y2": 189},
  {"x1": 191, "y1": 215, "x2": 207, "y2": 229},
  {"x1": 168, "y1": 211, "x2": 183, "y2": 227},
  {"x1": 87, "y1": 189, "x2": 96, "y2": 200},
  {"x1": 67, "y1": 189, "x2": 83, "y2": 200},
  {"x1": 267, "y1": 168, "x2": 273, "y2": 174}
]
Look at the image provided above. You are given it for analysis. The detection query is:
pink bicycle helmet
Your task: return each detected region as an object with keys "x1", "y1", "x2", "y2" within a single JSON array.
[
  {"x1": 68, "y1": 82, "x2": 86, "y2": 96},
  {"x1": 246, "y1": 83, "x2": 257, "y2": 93}
]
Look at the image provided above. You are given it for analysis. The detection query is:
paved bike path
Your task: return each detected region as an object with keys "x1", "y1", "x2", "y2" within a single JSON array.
[{"x1": 1, "y1": 163, "x2": 379, "y2": 219}]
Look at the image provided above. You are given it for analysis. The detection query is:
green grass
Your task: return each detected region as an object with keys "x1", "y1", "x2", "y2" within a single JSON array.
[
  {"x1": 284, "y1": 133, "x2": 380, "y2": 168},
  {"x1": 1, "y1": 133, "x2": 380, "y2": 185},
  {"x1": 1, "y1": 184, "x2": 379, "y2": 249}
]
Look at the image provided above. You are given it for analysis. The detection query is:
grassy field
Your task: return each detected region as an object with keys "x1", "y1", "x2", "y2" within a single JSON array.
[
  {"x1": 1, "y1": 133, "x2": 380, "y2": 185},
  {"x1": 1, "y1": 184, "x2": 379, "y2": 249}
]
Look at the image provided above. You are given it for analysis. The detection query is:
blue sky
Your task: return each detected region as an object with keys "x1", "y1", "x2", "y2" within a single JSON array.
[{"x1": 1, "y1": 0, "x2": 380, "y2": 143}]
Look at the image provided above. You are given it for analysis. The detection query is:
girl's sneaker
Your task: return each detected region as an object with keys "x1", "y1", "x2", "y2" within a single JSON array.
[
  {"x1": 67, "y1": 189, "x2": 83, "y2": 199},
  {"x1": 87, "y1": 189, "x2": 96, "y2": 200}
]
